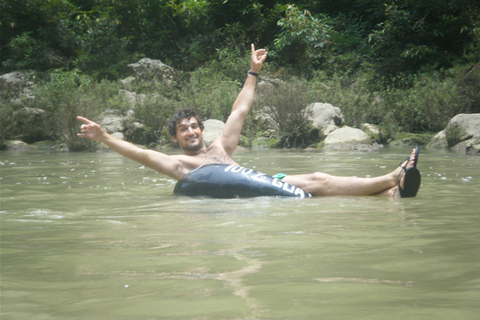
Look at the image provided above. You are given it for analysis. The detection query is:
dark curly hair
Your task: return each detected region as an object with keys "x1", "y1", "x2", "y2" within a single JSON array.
[{"x1": 167, "y1": 109, "x2": 204, "y2": 137}]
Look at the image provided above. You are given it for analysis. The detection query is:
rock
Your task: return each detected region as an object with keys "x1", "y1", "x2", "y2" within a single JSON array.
[
  {"x1": 125, "y1": 121, "x2": 146, "y2": 144},
  {"x1": 428, "y1": 113, "x2": 480, "y2": 154},
  {"x1": 125, "y1": 109, "x2": 136, "y2": 122},
  {"x1": 427, "y1": 130, "x2": 448, "y2": 149},
  {"x1": 111, "y1": 132, "x2": 125, "y2": 140},
  {"x1": 5, "y1": 140, "x2": 37, "y2": 151},
  {"x1": 252, "y1": 137, "x2": 278, "y2": 150},
  {"x1": 10, "y1": 107, "x2": 52, "y2": 143},
  {"x1": 465, "y1": 132, "x2": 480, "y2": 155},
  {"x1": 0, "y1": 72, "x2": 29, "y2": 91},
  {"x1": 361, "y1": 123, "x2": 380, "y2": 136},
  {"x1": 43, "y1": 48, "x2": 70, "y2": 69},
  {"x1": 445, "y1": 113, "x2": 480, "y2": 147},
  {"x1": 324, "y1": 126, "x2": 371, "y2": 144},
  {"x1": 253, "y1": 106, "x2": 276, "y2": 128},
  {"x1": 256, "y1": 78, "x2": 286, "y2": 94},
  {"x1": 120, "y1": 76, "x2": 136, "y2": 85},
  {"x1": 95, "y1": 109, "x2": 150, "y2": 145},
  {"x1": 119, "y1": 90, "x2": 146, "y2": 108},
  {"x1": 390, "y1": 133, "x2": 431, "y2": 147},
  {"x1": 322, "y1": 126, "x2": 377, "y2": 151},
  {"x1": 16, "y1": 107, "x2": 46, "y2": 117},
  {"x1": 0, "y1": 72, "x2": 34, "y2": 98},
  {"x1": 305, "y1": 103, "x2": 345, "y2": 136},
  {"x1": 98, "y1": 110, "x2": 125, "y2": 133},
  {"x1": 127, "y1": 58, "x2": 177, "y2": 86},
  {"x1": 202, "y1": 119, "x2": 224, "y2": 145},
  {"x1": 32, "y1": 140, "x2": 57, "y2": 150}
]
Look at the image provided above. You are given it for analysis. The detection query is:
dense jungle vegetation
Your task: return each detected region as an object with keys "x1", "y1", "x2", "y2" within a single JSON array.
[{"x1": 1, "y1": 0, "x2": 479, "y2": 150}]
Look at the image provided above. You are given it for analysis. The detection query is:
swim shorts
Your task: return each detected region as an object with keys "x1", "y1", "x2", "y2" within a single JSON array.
[{"x1": 272, "y1": 173, "x2": 287, "y2": 180}]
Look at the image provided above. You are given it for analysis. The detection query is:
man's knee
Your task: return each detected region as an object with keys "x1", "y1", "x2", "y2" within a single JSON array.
[{"x1": 311, "y1": 171, "x2": 330, "y2": 182}]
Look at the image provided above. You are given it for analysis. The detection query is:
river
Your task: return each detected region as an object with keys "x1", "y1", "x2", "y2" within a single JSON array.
[{"x1": 1, "y1": 148, "x2": 479, "y2": 320}]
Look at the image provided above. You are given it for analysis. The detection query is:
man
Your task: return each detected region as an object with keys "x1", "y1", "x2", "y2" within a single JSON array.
[{"x1": 78, "y1": 44, "x2": 420, "y2": 198}]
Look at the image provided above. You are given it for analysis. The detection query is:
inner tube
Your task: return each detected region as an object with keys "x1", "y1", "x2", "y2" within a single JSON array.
[{"x1": 174, "y1": 164, "x2": 312, "y2": 198}]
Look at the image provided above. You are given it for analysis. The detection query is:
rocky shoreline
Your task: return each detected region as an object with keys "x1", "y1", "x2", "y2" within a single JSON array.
[{"x1": 2, "y1": 60, "x2": 479, "y2": 155}]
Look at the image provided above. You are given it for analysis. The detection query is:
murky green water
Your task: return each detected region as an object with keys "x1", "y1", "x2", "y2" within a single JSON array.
[{"x1": 1, "y1": 148, "x2": 479, "y2": 320}]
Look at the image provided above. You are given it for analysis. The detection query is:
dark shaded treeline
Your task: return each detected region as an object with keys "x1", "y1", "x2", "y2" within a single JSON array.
[{"x1": 1, "y1": 0, "x2": 479, "y2": 80}]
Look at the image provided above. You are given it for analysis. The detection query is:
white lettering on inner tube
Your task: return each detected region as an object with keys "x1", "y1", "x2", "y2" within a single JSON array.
[{"x1": 224, "y1": 165, "x2": 305, "y2": 197}]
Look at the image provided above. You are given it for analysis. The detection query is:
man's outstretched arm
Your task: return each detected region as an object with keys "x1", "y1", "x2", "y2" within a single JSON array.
[
  {"x1": 77, "y1": 116, "x2": 186, "y2": 180},
  {"x1": 216, "y1": 44, "x2": 267, "y2": 155}
]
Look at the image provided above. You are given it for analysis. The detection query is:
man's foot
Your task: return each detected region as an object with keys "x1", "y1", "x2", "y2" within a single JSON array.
[{"x1": 393, "y1": 147, "x2": 421, "y2": 198}]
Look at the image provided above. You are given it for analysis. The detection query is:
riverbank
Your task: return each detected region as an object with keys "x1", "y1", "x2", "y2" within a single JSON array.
[{"x1": 1, "y1": 60, "x2": 479, "y2": 154}]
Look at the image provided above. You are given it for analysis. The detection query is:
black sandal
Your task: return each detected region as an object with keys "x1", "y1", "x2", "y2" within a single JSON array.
[{"x1": 395, "y1": 146, "x2": 421, "y2": 198}]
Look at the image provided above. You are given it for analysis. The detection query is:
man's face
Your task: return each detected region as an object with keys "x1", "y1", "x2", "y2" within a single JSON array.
[{"x1": 172, "y1": 117, "x2": 204, "y2": 152}]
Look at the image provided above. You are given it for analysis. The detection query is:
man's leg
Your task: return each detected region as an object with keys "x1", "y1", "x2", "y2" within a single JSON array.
[{"x1": 283, "y1": 149, "x2": 417, "y2": 197}]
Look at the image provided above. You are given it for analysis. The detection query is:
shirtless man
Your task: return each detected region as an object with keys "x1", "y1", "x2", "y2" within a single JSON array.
[{"x1": 77, "y1": 44, "x2": 420, "y2": 198}]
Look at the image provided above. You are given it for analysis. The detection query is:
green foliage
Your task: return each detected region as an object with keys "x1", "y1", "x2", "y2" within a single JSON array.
[
  {"x1": 58, "y1": 7, "x2": 131, "y2": 79},
  {"x1": 3, "y1": 32, "x2": 47, "y2": 70},
  {"x1": 2, "y1": 0, "x2": 478, "y2": 79},
  {"x1": 308, "y1": 67, "x2": 468, "y2": 142},
  {"x1": 455, "y1": 62, "x2": 480, "y2": 113},
  {"x1": 367, "y1": 0, "x2": 480, "y2": 74},
  {"x1": 308, "y1": 70, "x2": 377, "y2": 128},
  {"x1": 2, "y1": 0, "x2": 479, "y2": 149},
  {"x1": 132, "y1": 93, "x2": 179, "y2": 146},
  {"x1": 31, "y1": 70, "x2": 124, "y2": 151},
  {"x1": 381, "y1": 72, "x2": 464, "y2": 133},
  {"x1": 206, "y1": 46, "x2": 251, "y2": 83},
  {"x1": 257, "y1": 79, "x2": 317, "y2": 148},
  {"x1": 185, "y1": 66, "x2": 240, "y2": 121},
  {"x1": 273, "y1": 4, "x2": 334, "y2": 73}
]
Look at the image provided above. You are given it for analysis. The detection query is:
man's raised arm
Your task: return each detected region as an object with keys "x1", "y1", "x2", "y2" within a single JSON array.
[
  {"x1": 216, "y1": 44, "x2": 267, "y2": 155},
  {"x1": 76, "y1": 116, "x2": 185, "y2": 180}
]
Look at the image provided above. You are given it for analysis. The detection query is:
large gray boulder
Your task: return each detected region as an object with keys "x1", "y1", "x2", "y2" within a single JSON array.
[
  {"x1": 427, "y1": 130, "x2": 448, "y2": 149},
  {"x1": 5, "y1": 140, "x2": 38, "y2": 151},
  {"x1": 127, "y1": 58, "x2": 177, "y2": 85},
  {"x1": 445, "y1": 113, "x2": 480, "y2": 147},
  {"x1": 305, "y1": 103, "x2": 345, "y2": 136},
  {"x1": 98, "y1": 110, "x2": 125, "y2": 134},
  {"x1": 202, "y1": 119, "x2": 224, "y2": 145},
  {"x1": 201, "y1": 119, "x2": 249, "y2": 150},
  {"x1": 428, "y1": 113, "x2": 480, "y2": 154},
  {"x1": 466, "y1": 132, "x2": 480, "y2": 155},
  {"x1": 0, "y1": 72, "x2": 34, "y2": 99},
  {"x1": 118, "y1": 89, "x2": 146, "y2": 108},
  {"x1": 322, "y1": 126, "x2": 377, "y2": 151}
]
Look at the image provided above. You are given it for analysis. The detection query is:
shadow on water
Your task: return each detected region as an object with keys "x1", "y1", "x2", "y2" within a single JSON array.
[{"x1": 1, "y1": 148, "x2": 479, "y2": 319}]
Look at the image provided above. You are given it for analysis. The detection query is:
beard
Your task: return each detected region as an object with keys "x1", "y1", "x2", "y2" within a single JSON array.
[{"x1": 183, "y1": 137, "x2": 204, "y2": 151}]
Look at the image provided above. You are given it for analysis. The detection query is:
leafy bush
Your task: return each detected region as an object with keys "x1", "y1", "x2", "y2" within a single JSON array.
[
  {"x1": 256, "y1": 79, "x2": 317, "y2": 148},
  {"x1": 308, "y1": 71, "x2": 377, "y2": 128},
  {"x1": 184, "y1": 66, "x2": 241, "y2": 121},
  {"x1": 32, "y1": 70, "x2": 125, "y2": 151},
  {"x1": 381, "y1": 72, "x2": 463, "y2": 133},
  {"x1": 133, "y1": 93, "x2": 179, "y2": 146},
  {"x1": 273, "y1": 4, "x2": 334, "y2": 74},
  {"x1": 3, "y1": 32, "x2": 47, "y2": 71}
]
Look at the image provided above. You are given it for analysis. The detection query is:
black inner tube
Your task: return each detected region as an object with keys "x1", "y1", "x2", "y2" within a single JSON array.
[{"x1": 174, "y1": 164, "x2": 312, "y2": 198}]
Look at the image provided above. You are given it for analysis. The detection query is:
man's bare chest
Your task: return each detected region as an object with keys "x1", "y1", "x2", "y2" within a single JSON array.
[{"x1": 176, "y1": 147, "x2": 238, "y2": 172}]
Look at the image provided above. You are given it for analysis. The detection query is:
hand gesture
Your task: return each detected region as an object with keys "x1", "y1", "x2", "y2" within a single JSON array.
[
  {"x1": 250, "y1": 44, "x2": 267, "y2": 73},
  {"x1": 77, "y1": 116, "x2": 106, "y2": 142}
]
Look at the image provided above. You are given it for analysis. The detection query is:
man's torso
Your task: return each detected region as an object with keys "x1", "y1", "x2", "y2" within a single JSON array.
[{"x1": 171, "y1": 144, "x2": 238, "y2": 178}]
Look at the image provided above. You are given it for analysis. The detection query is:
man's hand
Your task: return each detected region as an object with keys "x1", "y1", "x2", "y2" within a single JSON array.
[
  {"x1": 77, "y1": 116, "x2": 106, "y2": 142},
  {"x1": 250, "y1": 44, "x2": 267, "y2": 73}
]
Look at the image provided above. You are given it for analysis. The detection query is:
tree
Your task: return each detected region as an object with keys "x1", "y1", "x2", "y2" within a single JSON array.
[{"x1": 367, "y1": 0, "x2": 480, "y2": 75}]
